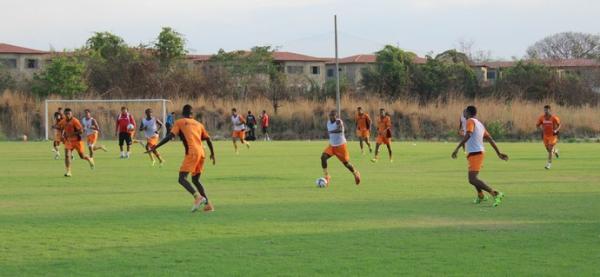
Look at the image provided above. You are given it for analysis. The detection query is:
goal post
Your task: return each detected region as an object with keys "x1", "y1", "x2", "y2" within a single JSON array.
[{"x1": 44, "y1": 99, "x2": 171, "y2": 141}]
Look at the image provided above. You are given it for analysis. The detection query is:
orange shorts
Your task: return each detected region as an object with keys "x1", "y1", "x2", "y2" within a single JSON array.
[
  {"x1": 467, "y1": 152, "x2": 485, "y2": 172},
  {"x1": 86, "y1": 132, "x2": 98, "y2": 146},
  {"x1": 232, "y1": 130, "x2": 245, "y2": 140},
  {"x1": 53, "y1": 132, "x2": 62, "y2": 143},
  {"x1": 180, "y1": 152, "x2": 205, "y2": 175},
  {"x1": 376, "y1": 134, "x2": 391, "y2": 145},
  {"x1": 323, "y1": 143, "x2": 350, "y2": 163},
  {"x1": 356, "y1": 129, "x2": 370, "y2": 139},
  {"x1": 146, "y1": 135, "x2": 159, "y2": 147},
  {"x1": 543, "y1": 135, "x2": 558, "y2": 147},
  {"x1": 65, "y1": 139, "x2": 85, "y2": 155}
]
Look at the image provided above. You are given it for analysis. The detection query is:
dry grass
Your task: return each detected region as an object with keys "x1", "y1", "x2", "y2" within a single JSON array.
[{"x1": 1, "y1": 90, "x2": 599, "y2": 140}]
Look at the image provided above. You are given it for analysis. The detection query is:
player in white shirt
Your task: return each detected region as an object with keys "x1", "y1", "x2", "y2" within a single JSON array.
[
  {"x1": 82, "y1": 109, "x2": 107, "y2": 158},
  {"x1": 452, "y1": 106, "x2": 508, "y2": 207},
  {"x1": 231, "y1": 108, "x2": 250, "y2": 154},
  {"x1": 139, "y1": 108, "x2": 164, "y2": 166},
  {"x1": 320, "y1": 110, "x2": 361, "y2": 186}
]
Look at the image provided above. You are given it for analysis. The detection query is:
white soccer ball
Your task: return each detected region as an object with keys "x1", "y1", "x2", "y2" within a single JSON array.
[
  {"x1": 316, "y1": 177, "x2": 328, "y2": 188},
  {"x1": 127, "y1": 124, "x2": 135, "y2": 131}
]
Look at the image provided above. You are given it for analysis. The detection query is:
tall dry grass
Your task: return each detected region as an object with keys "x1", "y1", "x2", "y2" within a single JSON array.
[{"x1": 2, "y1": 90, "x2": 599, "y2": 140}]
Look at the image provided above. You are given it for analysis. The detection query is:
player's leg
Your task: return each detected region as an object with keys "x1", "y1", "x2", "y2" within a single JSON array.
[
  {"x1": 365, "y1": 136, "x2": 372, "y2": 152},
  {"x1": 118, "y1": 133, "x2": 125, "y2": 158},
  {"x1": 53, "y1": 141, "x2": 61, "y2": 159},
  {"x1": 64, "y1": 148, "x2": 72, "y2": 176},
  {"x1": 178, "y1": 172, "x2": 200, "y2": 198},
  {"x1": 321, "y1": 152, "x2": 332, "y2": 184},
  {"x1": 76, "y1": 142, "x2": 94, "y2": 169},
  {"x1": 545, "y1": 143, "x2": 553, "y2": 169},
  {"x1": 468, "y1": 171, "x2": 504, "y2": 207},
  {"x1": 358, "y1": 136, "x2": 364, "y2": 153},
  {"x1": 371, "y1": 142, "x2": 381, "y2": 162},
  {"x1": 232, "y1": 136, "x2": 239, "y2": 153},
  {"x1": 385, "y1": 143, "x2": 393, "y2": 162},
  {"x1": 240, "y1": 132, "x2": 250, "y2": 148},
  {"x1": 145, "y1": 141, "x2": 155, "y2": 164},
  {"x1": 125, "y1": 133, "x2": 132, "y2": 158}
]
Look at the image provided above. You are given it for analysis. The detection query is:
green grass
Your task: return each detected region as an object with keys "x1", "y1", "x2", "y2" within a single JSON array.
[{"x1": 1, "y1": 140, "x2": 599, "y2": 276}]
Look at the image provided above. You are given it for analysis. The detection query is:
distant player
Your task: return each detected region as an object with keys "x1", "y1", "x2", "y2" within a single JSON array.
[
  {"x1": 231, "y1": 108, "x2": 250, "y2": 153},
  {"x1": 536, "y1": 105, "x2": 561, "y2": 169},
  {"x1": 355, "y1": 106, "x2": 372, "y2": 154},
  {"x1": 57, "y1": 108, "x2": 95, "y2": 177},
  {"x1": 371, "y1": 108, "x2": 393, "y2": 163},
  {"x1": 81, "y1": 109, "x2": 107, "y2": 158},
  {"x1": 246, "y1": 110, "x2": 257, "y2": 140},
  {"x1": 452, "y1": 105, "x2": 508, "y2": 206},
  {"x1": 321, "y1": 110, "x2": 361, "y2": 186},
  {"x1": 140, "y1": 108, "x2": 164, "y2": 166},
  {"x1": 115, "y1": 106, "x2": 136, "y2": 159},
  {"x1": 260, "y1": 110, "x2": 271, "y2": 141},
  {"x1": 149, "y1": 104, "x2": 215, "y2": 212},
  {"x1": 165, "y1": 112, "x2": 175, "y2": 140},
  {"x1": 51, "y1": 111, "x2": 64, "y2": 159}
]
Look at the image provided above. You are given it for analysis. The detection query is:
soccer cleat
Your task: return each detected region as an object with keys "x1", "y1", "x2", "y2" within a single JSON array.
[
  {"x1": 54, "y1": 153, "x2": 60, "y2": 160},
  {"x1": 370, "y1": 158, "x2": 379, "y2": 163},
  {"x1": 64, "y1": 172, "x2": 72, "y2": 177},
  {"x1": 89, "y1": 158, "x2": 95, "y2": 170},
  {"x1": 473, "y1": 195, "x2": 490, "y2": 204},
  {"x1": 389, "y1": 158, "x2": 394, "y2": 163},
  {"x1": 545, "y1": 163, "x2": 551, "y2": 170},
  {"x1": 126, "y1": 152, "x2": 131, "y2": 159},
  {"x1": 191, "y1": 196, "x2": 207, "y2": 212},
  {"x1": 203, "y1": 202, "x2": 214, "y2": 212},
  {"x1": 554, "y1": 149, "x2": 560, "y2": 159},
  {"x1": 492, "y1": 192, "x2": 505, "y2": 207},
  {"x1": 354, "y1": 171, "x2": 361, "y2": 186},
  {"x1": 246, "y1": 142, "x2": 250, "y2": 149}
]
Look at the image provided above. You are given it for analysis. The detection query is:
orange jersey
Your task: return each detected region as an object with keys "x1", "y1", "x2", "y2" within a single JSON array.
[
  {"x1": 376, "y1": 115, "x2": 392, "y2": 134},
  {"x1": 355, "y1": 113, "x2": 371, "y2": 131},
  {"x1": 171, "y1": 118, "x2": 210, "y2": 156},
  {"x1": 536, "y1": 114, "x2": 560, "y2": 137},
  {"x1": 58, "y1": 118, "x2": 83, "y2": 141}
]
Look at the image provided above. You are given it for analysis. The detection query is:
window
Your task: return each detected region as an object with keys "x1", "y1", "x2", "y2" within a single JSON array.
[
  {"x1": 26, "y1": 59, "x2": 39, "y2": 69},
  {"x1": 286, "y1": 66, "x2": 304, "y2": 74},
  {"x1": 0, "y1": 58, "x2": 17, "y2": 69},
  {"x1": 486, "y1": 71, "x2": 496, "y2": 80},
  {"x1": 311, "y1": 66, "x2": 320, "y2": 75},
  {"x1": 327, "y1": 68, "x2": 334, "y2": 77}
]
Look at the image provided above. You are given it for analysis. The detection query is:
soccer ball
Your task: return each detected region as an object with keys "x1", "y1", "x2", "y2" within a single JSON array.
[
  {"x1": 316, "y1": 177, "x2": 328, "y2": 188},
  {"x1": 127, "y1": 124, "x2": 135, "y2": 131}
]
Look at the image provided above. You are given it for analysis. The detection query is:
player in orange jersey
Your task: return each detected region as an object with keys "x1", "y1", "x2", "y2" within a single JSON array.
[
  {"x1": 81, "y1": 109, "x2": 107, "y2": 158},
  {"x1": 231, "y1": 108, "x2": 250, "y2": 154},
  {"x1": 51, "y1": 111, "x2": 64, "y2": 160},
  {"x1": 371, "y1": 108, "x2": 393, "y2": 163},
  {"x1": 57, "y1": 108, "x2": 95, "y2": 177},
  {"x1": 355, "y1": 107, "x2": 372, "y2": 154},
  {"x1": 149, "y1": 104, "x2": 216, "y2": 212},
  {"x1": 536, "y1": 105, "x2": 561, "y2": 169}
]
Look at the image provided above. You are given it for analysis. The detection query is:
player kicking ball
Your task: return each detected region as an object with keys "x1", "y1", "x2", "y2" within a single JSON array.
[
  {"x1": 452, "y1": 106, "x2": 508, "y2": 207},
  {"x1": 148, "y1": 104, "x2": 215, "y2": 212},
  {"x1": 536, "y1": 105, "x2": 561, "y2": 170},
  {"x1": 140, "y1": 108, "x2": 164, "y2": 166},
  {"x1": 58, "y1": 108, "x2": 95, "y2": 177},
  {"x1": 321, "y1": 110, "x2": 361, "y2": 186}
]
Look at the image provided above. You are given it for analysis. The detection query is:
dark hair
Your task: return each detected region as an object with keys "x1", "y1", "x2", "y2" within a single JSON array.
[
  {"x1": 232, "y1": 108, "x2": 237, "y2": 112},
  {"x1": 54, "y1": 112, "x2": 61, "y2": 118},
  {"x1": 121, "y1": 106, "x2": 127, "y2": 110},
  {"x1": 170, "y1": 112, "x2": 175, "y2": 114},
  {"x1": 64, "y1": 108, "x2": 72, "y2": 113},
  {"x1": 84, "y1": 109, "x2": 90, "y2": 113},
  {"x1": 248, "y1": 110, "x2": 252, "y2": 114},
  {"x1": 357, "y1": 106, "x2": 362, "y2": 109},
  {"x1": 262, "y1": 110, "x2": 266, "y2": 113},
  {"x1": 182, "y1": 105, "x2": 193, "y2": 117},
  {"x1": 145, "y1": 108, "x2": 152, "y2": 113},
  {"x1": 544, "y1": 105, "x2": 551, "y2": 109},
  {"x1": 466, "y1": 106, "x2": 477, "y2": 116},
  {"x1": 58, "y1": 107, "x2": 63, "y2": 111}
]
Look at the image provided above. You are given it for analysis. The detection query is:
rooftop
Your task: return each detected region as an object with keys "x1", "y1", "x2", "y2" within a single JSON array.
[{"x1": 0, "y1": 43, "x2": 48, "y2": 54}]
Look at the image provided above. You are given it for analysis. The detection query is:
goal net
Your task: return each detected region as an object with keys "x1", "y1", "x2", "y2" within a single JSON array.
[{"x1": 44, "y1": 99, "x2": 171, "y2": 141}]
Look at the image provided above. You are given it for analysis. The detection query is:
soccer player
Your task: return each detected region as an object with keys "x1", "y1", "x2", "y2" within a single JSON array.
[
  {"x1": 140, "y1": 108, "x2": 164, "y2": 166},
  {"x1": 81, "y1": 109, "x2": 107, "y2": 158},
  {"x1": 115, "y1": 106, "x2": 136, "y2": 159},
  {"x1": 452, "y1": 105, "x2": 508, "y2": 207},
  {"x1": 231, "y1": 108, "x2": 250, "y2": 153},
  {"x1": 260, "y1": 110, "x2": 271, "y2": 141},
  {"x1": 165, "y1": 112, "x2": 175, "y2": 139},
  {"x1": 246, "y1": 110, "x2": 257, "y2": 140},
  {"x1": 321, "y1": 110, "x2": 361, "y2": 186},
  {"x1": 58, "y1": 108, "x2": 95, "y2": 177},
  {"x1": 371, "y1": 108, "x2": 393, "y2": 163},
  {"x1": 51, "y1": 111, "x2": 64, "y2": 159},
  {"x1": 355, "y1": 106, "x2": 372, "y2": 154},
  {"x1": 536, "y1": 105, "x2": 561, "y2": 169},
  {"x1": 149, "y1": 104, "x2": 215, "y2": 212}
]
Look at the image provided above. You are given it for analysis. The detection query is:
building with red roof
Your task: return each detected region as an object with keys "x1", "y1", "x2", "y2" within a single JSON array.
[{"x1": 0, "y1": 43, "x2": 50, "y2": 76}]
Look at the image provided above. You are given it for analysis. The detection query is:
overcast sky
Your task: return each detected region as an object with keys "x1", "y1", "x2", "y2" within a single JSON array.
[{"x1": 2, "y1": 0, "x2": 598, "y2": 59}]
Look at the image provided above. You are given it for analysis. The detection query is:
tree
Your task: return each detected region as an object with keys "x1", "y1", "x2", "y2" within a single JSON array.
[
  {"x1": 154, "y1": 27, "x2": 187, "y2": 68},
  {"x1": 498, "y1": 61, "x2": 555, "y2": 100},
  {"x1": 435, "y1": 49, "x2": 470, "y2": 64},
  {"x1": 0, "y1": 64, "x2": 16, "y2": 92},
  {"x1": 32, "y1": 55, "x2": 87, "y2": 98},
  {"x1": 361, "y1": 45, "x2": 417, "y2": 98},
  {"x1": 86, "y1": 32, "x2": 128, "y2": 60},
  {"x1": 526, "y1": 32, "x2": 600, "y2": 59}
]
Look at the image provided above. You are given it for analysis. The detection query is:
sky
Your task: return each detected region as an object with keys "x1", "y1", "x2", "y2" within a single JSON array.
[{"x1": 2, "y1": 0, "x2": 599, "y2": 59}]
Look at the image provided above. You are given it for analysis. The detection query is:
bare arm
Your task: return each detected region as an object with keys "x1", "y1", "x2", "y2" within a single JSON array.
[
  {"x1": 485, "y1": 136, "x2": 509, "y2": 160},
  {"x1": 156, "y1": 119, "x2": 164, "y2": 131},
  {"x1": 205, "y1": 138, "x2": 216, "y2": 165},
  {"x1": 452, "y1": 132, "x2": 471, "y2": 158}
]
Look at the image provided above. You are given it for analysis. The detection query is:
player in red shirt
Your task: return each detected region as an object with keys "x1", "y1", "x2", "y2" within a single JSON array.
[
  {"x1": 115, "y1": 106, "x2": 136, "y2": 159},
  {"x1": 260, "y1": 110, "x2": 271, "y2": 141}
]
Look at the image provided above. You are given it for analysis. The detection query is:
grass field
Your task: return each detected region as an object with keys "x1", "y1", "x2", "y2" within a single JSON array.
[{"x1": 1, "y1": 140, "x2": 599, "y2": 276}]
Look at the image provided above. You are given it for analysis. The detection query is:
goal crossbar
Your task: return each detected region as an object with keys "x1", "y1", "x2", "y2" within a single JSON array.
[{"x1": 44, "y1": 99, "x2": 171, "y2": 140}]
